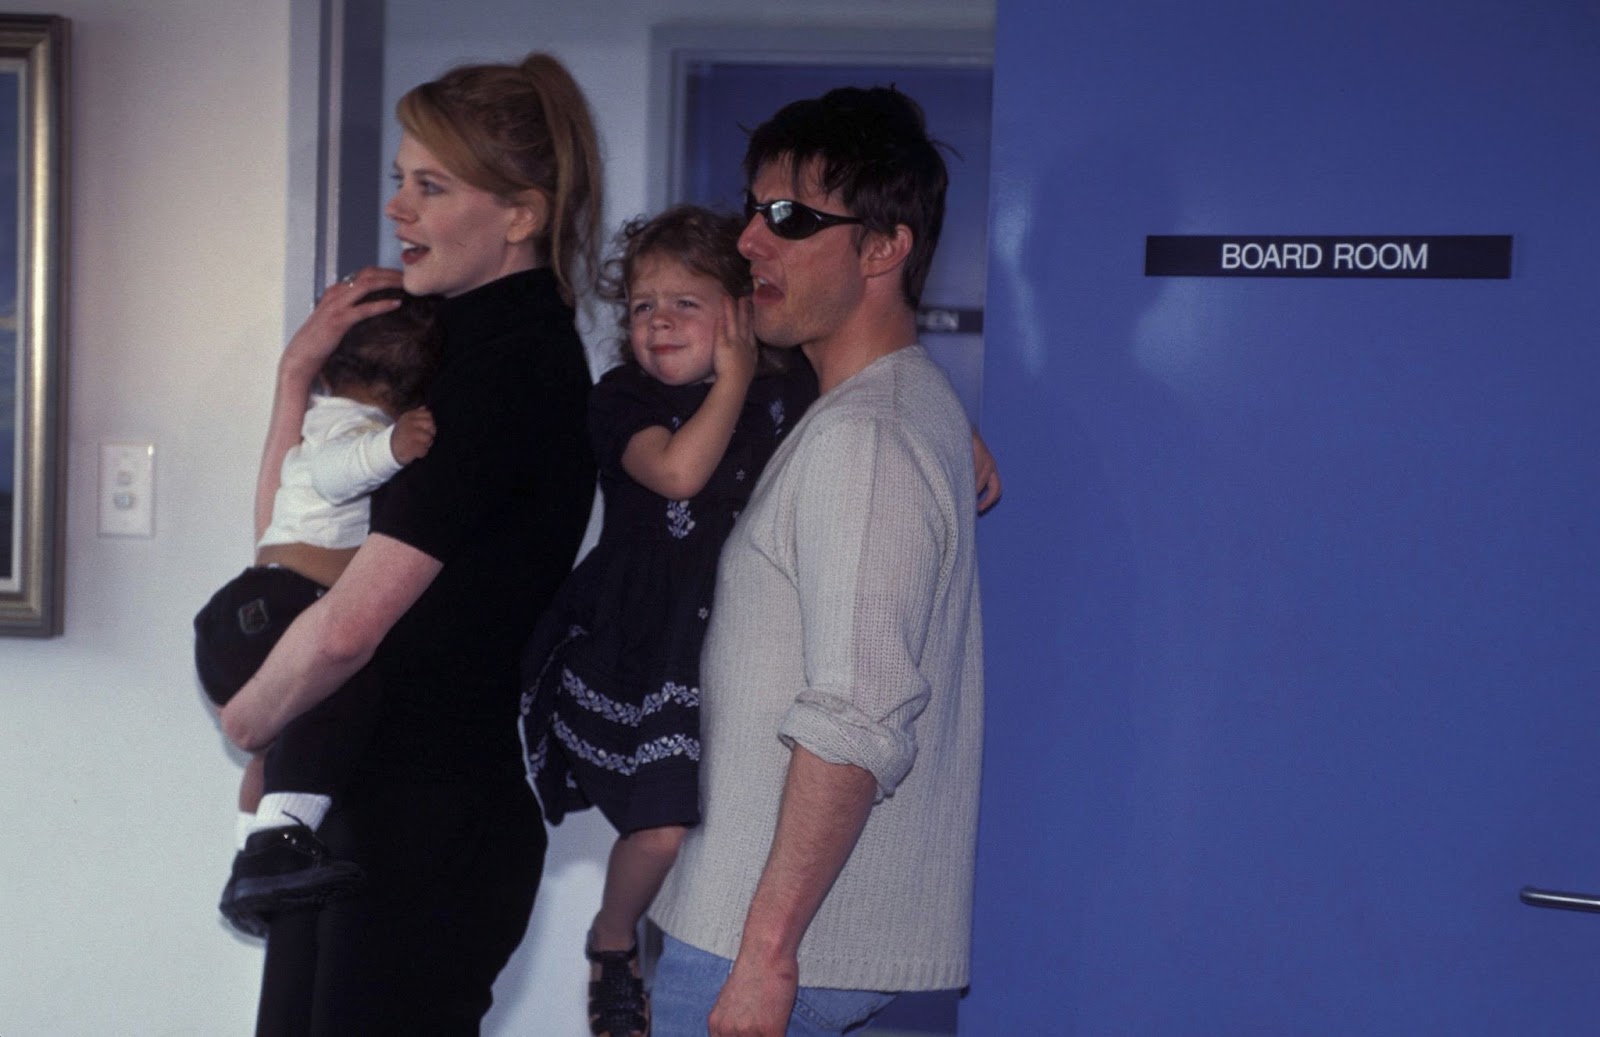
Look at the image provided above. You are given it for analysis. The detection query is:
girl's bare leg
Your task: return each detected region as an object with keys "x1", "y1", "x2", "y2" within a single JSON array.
[
  {"x1": 587, "y1": 824, "x2": 687, "y2": 1037},
  {"x1": 590, "y1": 824, "x2": 687, "y2": 952}
]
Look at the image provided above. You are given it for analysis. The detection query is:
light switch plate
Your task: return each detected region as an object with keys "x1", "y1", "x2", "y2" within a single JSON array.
[{"x1": 99, "y1": 441, "x2": 155, "y2": 537}]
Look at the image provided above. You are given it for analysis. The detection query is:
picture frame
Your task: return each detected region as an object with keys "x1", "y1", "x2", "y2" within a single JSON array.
[{"x1": 0, "y1": 14, "x2": 67, "y2": 637}]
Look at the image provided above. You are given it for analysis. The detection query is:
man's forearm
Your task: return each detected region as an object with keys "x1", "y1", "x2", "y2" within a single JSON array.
[
  {"x1": 738, "y1": 745, "x2": 877, "y2": 964},
  {"x1": 709, "y1": 745, "x2": 878, "y2": 1035}
]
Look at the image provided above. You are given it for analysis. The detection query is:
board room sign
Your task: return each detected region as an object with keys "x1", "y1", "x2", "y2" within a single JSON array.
[{"x1": 1144, "y1": 235, "x2": 1512, "y2": 279}]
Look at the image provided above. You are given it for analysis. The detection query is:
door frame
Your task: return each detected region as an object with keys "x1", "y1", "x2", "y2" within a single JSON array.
[
  {"x1": 646, "y1": 24, "x2": 992, "y2": 215},
  {"x1": 285, "y1": 0, "x2": 385, "y2": 323}
]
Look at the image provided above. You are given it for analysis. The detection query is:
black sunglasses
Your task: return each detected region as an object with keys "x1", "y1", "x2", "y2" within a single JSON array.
[{"x1": 743, "y1": 191, "x2": 864, "y2": 240}]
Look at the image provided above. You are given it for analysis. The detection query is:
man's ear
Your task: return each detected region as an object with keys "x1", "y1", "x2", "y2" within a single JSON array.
[
  {"x1": 506, "y1": 191, "x2": 549, "y2": 245},
  {"x1": 860, "y1": 224, "x2": 913, "y2": 280}
]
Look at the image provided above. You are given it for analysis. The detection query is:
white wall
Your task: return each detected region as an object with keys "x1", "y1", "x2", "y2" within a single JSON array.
[
  {"x1": 0, "y1": 1, "x2": 293, "y2": 1033},
  {"x1": 0, "y1": 2, "x2": 990, "y2": 1034}
]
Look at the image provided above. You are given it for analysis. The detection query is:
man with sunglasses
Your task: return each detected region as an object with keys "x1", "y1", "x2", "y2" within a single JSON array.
[{"x1": 650, "y1": 85, "x2": 985, "y2": 1037}]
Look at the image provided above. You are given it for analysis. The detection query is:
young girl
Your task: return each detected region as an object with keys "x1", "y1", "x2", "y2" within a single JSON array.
[
  {"x1": 519, "y1": 204, "x2": 810, "y2": 1037},
  {"x1": 195, "y1": 286, "x2": 440, "y2": 936}
]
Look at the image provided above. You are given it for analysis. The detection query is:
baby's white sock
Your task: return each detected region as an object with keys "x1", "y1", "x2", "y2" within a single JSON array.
[{"x1": 248, "y1": 792, "x2": 333, "y2": 836}]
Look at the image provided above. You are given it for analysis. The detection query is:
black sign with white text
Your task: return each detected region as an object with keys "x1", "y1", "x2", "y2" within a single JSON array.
[{"x1": 1145, "y1": 235, "x2": 1512, "y2": 279}]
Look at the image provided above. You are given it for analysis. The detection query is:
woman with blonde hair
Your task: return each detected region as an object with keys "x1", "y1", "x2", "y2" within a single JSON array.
[{"x1": 220, "y1": 52, "x2": 602, "y2": 1033}]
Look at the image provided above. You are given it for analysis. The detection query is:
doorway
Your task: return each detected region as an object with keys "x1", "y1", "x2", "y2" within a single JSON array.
[{"x1": 654, "y1": 26, "x2": 994, "y2": 430}]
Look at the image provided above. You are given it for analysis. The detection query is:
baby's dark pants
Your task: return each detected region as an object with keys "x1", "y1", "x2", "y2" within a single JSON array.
[{"x1": 193, "y1": 566, "x2": 380, "y2": 795}]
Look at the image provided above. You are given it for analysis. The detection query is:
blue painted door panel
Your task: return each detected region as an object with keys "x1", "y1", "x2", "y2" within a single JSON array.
[{"x1": 969, "y1": 2, "x2": 1600, "y2": 1033}]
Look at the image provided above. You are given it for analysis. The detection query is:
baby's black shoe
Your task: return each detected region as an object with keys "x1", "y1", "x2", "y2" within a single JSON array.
[{"x1": 218, "y1": 823, "x2": 363, "y2": 937}]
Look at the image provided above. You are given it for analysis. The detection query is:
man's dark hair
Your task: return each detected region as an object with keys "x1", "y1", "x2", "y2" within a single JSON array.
[
  {"x1": 319, "y1": 289, "x2": 442, "y2": 413},
  {"x1": 744, "y1": 86, "x2": 948, "y2": 308}
]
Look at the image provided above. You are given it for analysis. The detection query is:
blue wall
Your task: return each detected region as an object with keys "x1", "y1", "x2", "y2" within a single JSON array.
[{"x1": 968, "y1": 2, "x2": 1600, "y2": 1032}]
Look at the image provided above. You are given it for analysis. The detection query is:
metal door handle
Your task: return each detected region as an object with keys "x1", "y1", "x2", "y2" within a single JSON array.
[{"x1": 1520, "y1": 886, "x2": 1600, "y2": 913}]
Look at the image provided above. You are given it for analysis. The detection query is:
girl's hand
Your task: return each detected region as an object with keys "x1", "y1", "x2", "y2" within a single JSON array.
[
  {"x1": 713, "y1": 294, "x2": 758, "y2": 389},
  {"x1": 282, "y1": 267, "x2": 404, "y2": 377},
  {"x1": 619, "y1": 294, "x2": 759, "y2": 501},
  {"x1": 390, "y1": 406, "x2": 436, "y2": 464}
]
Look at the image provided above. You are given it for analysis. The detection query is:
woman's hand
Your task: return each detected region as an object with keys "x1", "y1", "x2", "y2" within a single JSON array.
[
  {"x1": 390, "y1": 406, "x2": 436, "y2": 465},
  {"x1": 256, "y1": 267, "x2": 405, "y2": 539},
  {"x1": 282, "y1": 267, "x2": 405, "y2": 378},
  {"x1": 712, "y1": 294, "x2": 758, "y2": 390}
]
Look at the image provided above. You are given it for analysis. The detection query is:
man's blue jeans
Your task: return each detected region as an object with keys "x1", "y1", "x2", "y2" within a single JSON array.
[{"x1": 651, "y1": 933, "x2": 897, "y2": 1036}]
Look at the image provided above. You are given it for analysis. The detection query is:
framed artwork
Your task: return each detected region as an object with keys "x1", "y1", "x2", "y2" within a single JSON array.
[{"x1": 0, "y1": 15, "x2": 67, "y2": 636}]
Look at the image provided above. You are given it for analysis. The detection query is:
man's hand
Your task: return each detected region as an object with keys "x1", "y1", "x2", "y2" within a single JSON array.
[
  {"x1": 706, "y1": 748, "x2": 878, "y2": 1035},
  {"x1": 390, "y1": 406, "x2": 436, "y2": 464},
  {"x1": 708, "y1": 950, "x2": 799, "y2": 1037},
  {"x1": 972, "y1": 429, "x2": 1002, "y2": 514}
]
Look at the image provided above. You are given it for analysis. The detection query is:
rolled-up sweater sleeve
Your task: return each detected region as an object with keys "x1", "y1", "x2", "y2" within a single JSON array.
[{"x1": 776, "y1": 413, "x2": 949, "y2": 799}]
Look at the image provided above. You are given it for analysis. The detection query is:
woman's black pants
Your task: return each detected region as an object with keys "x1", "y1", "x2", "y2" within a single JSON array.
[{"x1": 254, "y1": 771, "x2": 545, "y2": 1035}]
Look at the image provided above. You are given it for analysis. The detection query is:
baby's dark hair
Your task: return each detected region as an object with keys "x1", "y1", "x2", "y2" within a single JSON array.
[
  {"x1": 319, "y1": 289, "x2": 442, "y2": 412},
  {"x1": 598, "y1": 205, "x2": 784, "y2": 375}
]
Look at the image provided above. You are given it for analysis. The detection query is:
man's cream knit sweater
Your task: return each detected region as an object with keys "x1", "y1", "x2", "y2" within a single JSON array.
[{"x1": 652, "y1": 345, "x2": 985, "y2": 992}]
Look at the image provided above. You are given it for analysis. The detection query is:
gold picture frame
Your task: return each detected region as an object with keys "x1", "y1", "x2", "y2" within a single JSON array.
[{"x1": 0, "y1": 14, "x2": 67, "y2": 636}]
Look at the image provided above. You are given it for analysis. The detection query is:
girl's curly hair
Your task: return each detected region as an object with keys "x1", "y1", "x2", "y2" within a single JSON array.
[{"x1": 599, "y1": 205, "x2": 786, "y2": 376}]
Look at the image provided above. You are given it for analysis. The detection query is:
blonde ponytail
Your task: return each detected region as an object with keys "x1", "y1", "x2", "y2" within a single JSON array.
[{"x1": 518, "y1": 54, "x2": 602, "y2": 306}]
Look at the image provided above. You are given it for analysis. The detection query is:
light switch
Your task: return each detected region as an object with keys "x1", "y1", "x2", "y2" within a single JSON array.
[{"x1": 99, "y1": 441, "x2": 155, "y2": 537}]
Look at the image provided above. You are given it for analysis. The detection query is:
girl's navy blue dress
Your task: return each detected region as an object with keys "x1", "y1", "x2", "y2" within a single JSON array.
[{"x1": 520, "y1": 359, "x2": 818, "y2": 834}]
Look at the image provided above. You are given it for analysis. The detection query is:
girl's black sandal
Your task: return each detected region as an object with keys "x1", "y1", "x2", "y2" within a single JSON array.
[{"x1": 586, "y1": 933, "x2": 649, "y2": 1037}]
